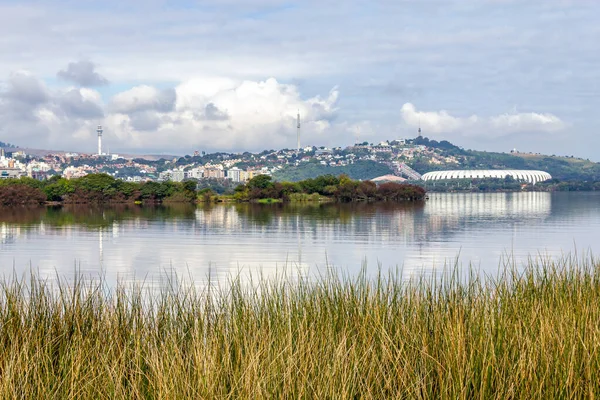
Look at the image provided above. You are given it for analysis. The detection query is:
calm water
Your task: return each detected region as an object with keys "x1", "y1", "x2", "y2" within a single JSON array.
[{"x1": 1, "y1": 192, "x2": 599, "y2": 284}]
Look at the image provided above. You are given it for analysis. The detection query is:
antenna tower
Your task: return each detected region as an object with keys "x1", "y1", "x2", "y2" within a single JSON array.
[{"x1": 97, "y1": 125, "x2": 103, "y2": 156}]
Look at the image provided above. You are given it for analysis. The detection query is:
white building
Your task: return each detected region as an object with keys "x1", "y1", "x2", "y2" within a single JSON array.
[
  {"x1": 227, "y1": 167, "x2": 242, "y2": 183},
  {"x1": 0, "y1": 168, "x2": 25, "y2": 179},
  {"x1": 159, "y1": 170, "x2": 185, "y2": 182},
  {"x1": 186, "y1": 167, "x2": 204, "y2": 180},
  {"x1": 421, "y1": 170, "x2": 552, "y2": 185}
]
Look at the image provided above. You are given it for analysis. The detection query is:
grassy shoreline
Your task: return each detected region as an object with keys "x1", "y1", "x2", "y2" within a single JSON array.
[{"x1": 1, "y1": 256, "x2": 599, "y2": 398}]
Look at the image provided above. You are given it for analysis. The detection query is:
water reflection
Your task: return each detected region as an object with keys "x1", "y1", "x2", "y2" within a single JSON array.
[
  {"x1": 425, "y1": 192, "x2": 551, "y2": 218},
  {"x1": 0, "y1": 192, "x2": 599, "y2": 285}
]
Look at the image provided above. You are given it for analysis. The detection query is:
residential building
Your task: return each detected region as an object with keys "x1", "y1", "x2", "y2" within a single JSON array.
[{"x1": 227, "y1": 167, "x2": 242, "y2": 183}]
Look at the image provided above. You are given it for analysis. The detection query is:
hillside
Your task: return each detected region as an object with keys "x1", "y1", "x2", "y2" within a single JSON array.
[
  {"x1": 271, "y1": 137, "x2": 599, "y2": 183},
  {"x1": 409, "y1": 144, "x2": 600, "y2": 182},
  {"x1": 272, "y1": 160, "x2": 393, "y2": 182}
]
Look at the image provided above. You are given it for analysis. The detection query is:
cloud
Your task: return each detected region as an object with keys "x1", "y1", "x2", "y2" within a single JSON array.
[
  {"x1": 3, "y1": 70, "x2": 49, "y2": 105},
  {"x1": 0, "y1": 71, "x2": 106, "y2": 148},
  {"x1": 204, "y1": 103, "x2": 229, "y2": 121},
  {"x1": 129, "y1": 111, "x2": 164, "y2": 131},
  {"x1": 401, "y1": 103, "x2": 565, "y2": 137},
  {"x1": 0, "y1": 71, "x2": 50, "y2": 125},
  {"x1": 0, "y1": 65, "x2": 571, "y2": 156},
  {"x1": 0, "y1": 69, "x2": 342, "y2": 153},
  {"x1": 57, "y1": 88, "x2": 104, "y2": 119},
  {"x1": 104, "y1": 77, "x2": 341, "y2": 152},
  {"x1": 489, "y1": 112, "x2": 564, "y2": 132},
  {"x1": 110, "y1": 86, "x2": 176, "y2": 114},
  {"x1": 57, "y1": 61, "x2": 109, "y2": 87}
]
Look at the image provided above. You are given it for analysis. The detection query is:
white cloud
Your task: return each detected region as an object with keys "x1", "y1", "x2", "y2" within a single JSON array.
[
  {"x1": 489, "y1": 111, "x2": 564, "y2": 132},
  {"x1": 401, "y1": 103, "x2": 565, "y2": 137},
  {"x1": 110, "y1": 85, "x2": 176, "y2": 114},
  {"x1": 103, "y1": 77, "x2": 340, "y2": 152},
  {"x1": 0, "y1": 69, "x2": 569, "y2": 155},
  {"x1": 1, "y1": 69, "x2": 345, "y2": 153},
  {"x1": 401, "y1": 103, "x2": 479, "y2": 134}
]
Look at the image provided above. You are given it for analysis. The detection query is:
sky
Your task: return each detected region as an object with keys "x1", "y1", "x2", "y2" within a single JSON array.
[{"x1": 0, "y1": 0, "x2": 598, "y2": 159}]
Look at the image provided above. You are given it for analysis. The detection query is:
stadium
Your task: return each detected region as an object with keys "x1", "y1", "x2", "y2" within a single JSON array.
[{"x1": 421, "y1": 170, "x2": 552, "y2": 185}]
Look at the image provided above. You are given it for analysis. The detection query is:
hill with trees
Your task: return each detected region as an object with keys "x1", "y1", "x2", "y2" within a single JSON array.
[
  {"x1": 273, "y1": 160, "x2": 392, "y2": 182},
  {"x1": 409, "y1": 137, "x2": 600, "y2": 182}
]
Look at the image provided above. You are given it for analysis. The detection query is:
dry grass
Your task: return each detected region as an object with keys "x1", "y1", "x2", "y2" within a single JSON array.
[{"x1": 1, "y1": 255, "x2": 599, "y2": 399}]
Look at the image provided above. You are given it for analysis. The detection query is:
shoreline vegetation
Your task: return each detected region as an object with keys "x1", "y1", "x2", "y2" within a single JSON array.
[
  {"x1": 0, "y1": 173, "x2": 426, "y2": 207},
  {"x1": 0, "y1": 255, "x2": 599, "y2": 397}
]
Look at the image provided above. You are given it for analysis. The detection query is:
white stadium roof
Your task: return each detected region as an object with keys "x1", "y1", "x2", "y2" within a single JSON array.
[{"x1": 421, "y1": 170, "x2": 552, "y2": 184}]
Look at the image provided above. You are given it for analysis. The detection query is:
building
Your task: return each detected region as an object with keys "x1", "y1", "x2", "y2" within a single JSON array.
[
  {"x1": 171, "y1": 170, "x2": 185, "y2": 182},
  {"x1": 204, "y1": 167, "x2": 224, "y2": 179},
  {"x1": 315, "y1": 148, "x2": 332, "y2": 156},
  {"x1": 371, "y1": 143, "x2": 393, "y2": 153},
  {"x1": 421, "y1": 170, "x2": 552, "y2": 185},
  {"x1": 159, "y1": 170, "x2": 185, "y2": 182},
  {"x1": 227, "y1": 167, "x2": 242, "y2": 183},
  {"x1": 186, "y1": 167, "x2": 204, "y2": 180},
  {"x1": 0, "y1": 168, "x2": 25, "y2": 179},
  {"x1": 371, "y1": 174, "x2": 407, "y2": 184}
]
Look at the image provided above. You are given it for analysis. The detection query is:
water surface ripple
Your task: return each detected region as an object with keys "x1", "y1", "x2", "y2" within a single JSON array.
[{"x1": 1, "y1": 192, "x2": 599, "y2": 284}]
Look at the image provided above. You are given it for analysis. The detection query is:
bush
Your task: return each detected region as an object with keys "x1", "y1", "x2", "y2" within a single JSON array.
[{"x1": 0, "y1": 185, "x2": 46, "y2": 206}]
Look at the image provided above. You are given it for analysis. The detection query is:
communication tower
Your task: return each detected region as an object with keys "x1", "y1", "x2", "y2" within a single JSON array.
[{"x1": 97, "y1": 125, "x2": 103, "y2": 155}]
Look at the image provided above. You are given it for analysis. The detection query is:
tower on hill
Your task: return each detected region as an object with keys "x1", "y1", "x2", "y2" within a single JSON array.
[{"x1": 97, "y1": 125, "x2": 103, "y2": 155}]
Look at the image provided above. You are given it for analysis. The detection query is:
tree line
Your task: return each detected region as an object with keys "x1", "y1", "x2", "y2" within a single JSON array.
[
  {"x1": 232, "y1": 174, "x2": 426, "y2": 202},
  {"x1": 0, "y1": 173, "x2": 426, "y2": 207},
  {"x1": 0, "y1": 174, "x2": 197, "y2": 206}
]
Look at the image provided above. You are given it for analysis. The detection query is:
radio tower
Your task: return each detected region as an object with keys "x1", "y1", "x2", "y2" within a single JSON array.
[
  {"x1": 97, "y1": 125, "x2": 103, "y2": 155},
  {"x1": 296, "y1": 110, "x2": 301, "y2": 153}
]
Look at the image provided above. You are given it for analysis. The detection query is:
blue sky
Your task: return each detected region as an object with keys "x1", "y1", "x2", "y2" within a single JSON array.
[{"x1": 0, "y1": 0, "x2": 598, "y2": 159}]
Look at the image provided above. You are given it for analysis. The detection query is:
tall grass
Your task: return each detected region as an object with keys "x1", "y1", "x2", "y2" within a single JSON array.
[{"x1": 1, "y1": 255, "x2": 599, "y2": 398}]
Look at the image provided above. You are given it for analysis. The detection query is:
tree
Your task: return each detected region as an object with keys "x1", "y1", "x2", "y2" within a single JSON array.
[{"x1": 247, "y1": 175, "x2": 273, "y2": 190}]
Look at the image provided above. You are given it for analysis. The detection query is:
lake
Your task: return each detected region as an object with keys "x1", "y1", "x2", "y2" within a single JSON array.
[{"x1": 1, "y1": 192, "x2": 599, "y2": 285}]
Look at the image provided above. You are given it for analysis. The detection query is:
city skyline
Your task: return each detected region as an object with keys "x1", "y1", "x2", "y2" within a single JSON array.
[{"x1": 0, "y1": 1, "x2": 598, "y2": 160}]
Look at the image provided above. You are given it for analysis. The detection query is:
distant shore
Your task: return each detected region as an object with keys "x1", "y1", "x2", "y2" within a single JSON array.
[{"x1": 0, "y1": 173, "x2": 427, "y2": 207}]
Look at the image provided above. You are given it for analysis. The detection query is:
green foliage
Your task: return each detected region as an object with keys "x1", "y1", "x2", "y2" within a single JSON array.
[
  {"x1": 298, "y1": 175, "x2": 340, "y2": 195},
  {"x1": 196, "y1": 178, "x2": 238, "y2": 195},
  {"x1": 0, "y1": 174, "x2": 198, "y2": 206},
  {"x1": 233, "y1": 174, "x2": 426, "y2": 203},
  {"x1": 414, "y1": 135, "x2": 466, "y2": 153},
  {"x1": 247, "y1": 174, "x2": 274, "y2": 189},
  {"x1": 198, "y1": 188, "x2": 217, "y2": 203},
  {"x1": 536, "y1": 180, "x2": 600, "y2": 191},
  {"x1": 288, "y1": 192, "x2": 327, "y2": 202},
  {"x1": 43, "y1": 179, "x2": 75, "y2": 201}
]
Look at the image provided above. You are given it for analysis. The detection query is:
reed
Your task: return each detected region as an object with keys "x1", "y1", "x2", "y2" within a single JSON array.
[{"x1": 0, "y1": 255, "x2": 599, "y2": 399}]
